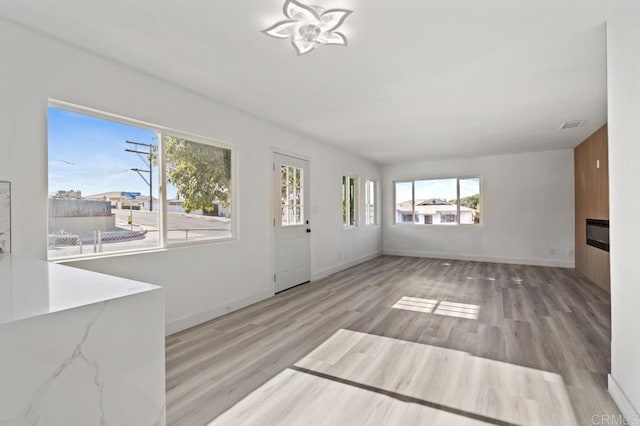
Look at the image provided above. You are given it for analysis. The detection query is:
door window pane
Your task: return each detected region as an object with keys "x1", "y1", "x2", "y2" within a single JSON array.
[{"x1": 281, "y1": 164, "x2": 304, "y2": 226}]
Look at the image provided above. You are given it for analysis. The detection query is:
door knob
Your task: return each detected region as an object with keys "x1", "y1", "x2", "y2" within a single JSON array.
[{"x1": 306, "y1": 228, "x2": 311, "y2": 233}]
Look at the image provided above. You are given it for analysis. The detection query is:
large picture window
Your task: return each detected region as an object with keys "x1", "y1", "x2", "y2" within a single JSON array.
[
  {"x1": 47, "y1": 103, "x2": 234, "y2": 260},
  {"x1": 394, "y1": 177, "x2": 480, "y2": 226}
]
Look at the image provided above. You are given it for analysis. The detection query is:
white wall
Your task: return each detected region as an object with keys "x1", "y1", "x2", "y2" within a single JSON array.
[
  {"x1": 382, "y1": 149, "x2": 575, "y2": 267},
  {"x1": 0, "y1": 19, "x2": 382, "y2": 334},
  {"x1": 606, "y1": 0, "x2": 640, "y2": 420}
]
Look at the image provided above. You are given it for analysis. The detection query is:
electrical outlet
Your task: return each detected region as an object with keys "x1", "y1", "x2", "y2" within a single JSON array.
[
  {"x1": 549, "y1": 248, "x2": 555, "y2": 256},
  {"x1": 567, "y1": 248, "x2": 574, "y2": 257}
]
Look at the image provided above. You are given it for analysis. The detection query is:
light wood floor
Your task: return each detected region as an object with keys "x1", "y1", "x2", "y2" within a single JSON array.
[{"x1": 166, "y1": 256, "x2": 620, "y2": 425}]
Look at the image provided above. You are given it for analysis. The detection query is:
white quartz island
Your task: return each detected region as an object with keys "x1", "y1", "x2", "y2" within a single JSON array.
[{"x1": 0, "y1": 254, "x2": 165, "y2": 426}]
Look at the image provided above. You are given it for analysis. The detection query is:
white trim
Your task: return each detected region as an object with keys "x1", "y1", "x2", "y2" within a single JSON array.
[
  {"x1": 311, "y1": 251, "x2": 382, "y2": 281},
  {"x1": 55, "y1": 236, "x2": 239, "y2": 264},
  {"x1": 382, "y1": 249, "x2": 575, "y2": 268},
  {"x1": 269, "y1": 146, "x2": 311, "y2": 162},
  {"x1": 157, "y1": 130, "x2": 168, "y2": 248},
  {"x1": 55, "y1": 247, "x2": 169, "y2": 263},
  {"x1": 456, "y1": 178, "x2": 461, "y2": 223},
  {"x1": 166, "y1": 290, "x2": 274, "y2": 335},
  {"x1": 609, "y1": 375, "x2": 640, "y2": 425}
]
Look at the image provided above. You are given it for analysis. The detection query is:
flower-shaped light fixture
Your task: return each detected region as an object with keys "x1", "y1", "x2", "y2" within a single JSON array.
[{"x1": 262, "y1": 0, "x2": 353, "y2": 55}]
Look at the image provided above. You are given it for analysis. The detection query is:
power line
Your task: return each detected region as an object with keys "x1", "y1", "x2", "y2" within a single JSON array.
[{"x1": 125, "y1": 140, "x2": 155, "y2": 211}]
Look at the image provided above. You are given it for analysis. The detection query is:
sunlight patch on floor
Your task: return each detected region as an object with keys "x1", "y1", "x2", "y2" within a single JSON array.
[
  {"x1": 392, "y1": 296, "x2": 480, "y2": 320},
  {"x1": 209, "y1": 329, "x2": 578, "y2": 426}
]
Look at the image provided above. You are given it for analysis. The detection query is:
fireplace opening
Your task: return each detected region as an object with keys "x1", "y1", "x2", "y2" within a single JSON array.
[{"x1": 586, "y1": 219, "x2": 609, "y2": 252}]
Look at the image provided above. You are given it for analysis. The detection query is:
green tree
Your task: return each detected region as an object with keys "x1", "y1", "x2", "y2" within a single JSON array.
[
  {"x1": 164, "y1": 137, "x2": 231, "y2": 213},
  {"x1": 459, "y1": 194, "x2": 480, "y2": 210},
  {"x1": 460, "y1": 194, "x2": 480, "y2": 223},
  {"x1": 450, "y1": 194, "x2": 480, "y2": 223}
]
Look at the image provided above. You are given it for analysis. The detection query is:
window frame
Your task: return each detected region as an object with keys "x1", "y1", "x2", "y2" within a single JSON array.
[
  {"x1": 47, "y1": 99, "x2": 238, "y2": 261},
  {"x1": 393, "y1": 176, "x2": 482, "y2": 227},
  {"x1": 161, "y1": 129, "x2": 237, "y2": 248},
  {"x1": 342, "y1": 175, "x2": 358, "y2": 229},
  {"x1": 364, "y1": 179, "x2": 378, "y2": 226}
]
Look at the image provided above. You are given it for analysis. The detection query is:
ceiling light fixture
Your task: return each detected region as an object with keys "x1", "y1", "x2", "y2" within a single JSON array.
[{"x1": 262, "y1": 0, "x2": 353, "y2": 56}]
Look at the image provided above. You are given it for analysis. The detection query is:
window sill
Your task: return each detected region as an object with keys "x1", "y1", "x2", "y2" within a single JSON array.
[
  {"x1": 52, "y1": 247, "x2": 167, "y2": 264},
  {"x1": 167, "y1": 236, "x2": 237, "y2": 250},
  {"x1": 393, "y1": 223, "x2": 483, "y2": 228},
  {"x1": 51, "y1": 237, "x2": 238, "y2": 263}
]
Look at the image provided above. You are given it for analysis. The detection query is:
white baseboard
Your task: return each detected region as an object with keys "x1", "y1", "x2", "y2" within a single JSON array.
[
  {"x1": 312, "y1": 251, "x2": 382, "y2": 281},
  {"x1": 382, "y1": 248, "x2": 575, "y2": 268},
  {"x1": 166, "y1": 290, "x2": 274, "y2": 336},
  {"x1": 169, "y1": 249, "x2": 569, "y2": 336},
  {"x1": 609, "y1": 375, "x2": 640, "y2": 424},
  {"x1": 166, "y1": 252, "x2": 382, "y2": 335}
]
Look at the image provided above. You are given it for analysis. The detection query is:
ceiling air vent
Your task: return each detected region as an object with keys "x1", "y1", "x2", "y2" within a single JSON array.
[{"x1": 559, "y1": 120, "x2": 586, "y2": 130}]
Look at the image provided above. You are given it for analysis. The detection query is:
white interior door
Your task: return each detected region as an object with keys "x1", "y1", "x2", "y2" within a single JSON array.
[{"x1": 273, "y1": 152, "x2": 311, "y2": 293}]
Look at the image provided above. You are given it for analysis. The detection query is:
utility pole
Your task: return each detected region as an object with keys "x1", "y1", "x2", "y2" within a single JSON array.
[{"x1": 125, "y1": 141, "x2": 155, "y2": 211}]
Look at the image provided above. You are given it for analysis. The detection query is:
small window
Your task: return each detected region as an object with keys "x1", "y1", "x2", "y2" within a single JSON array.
[
  {"x1": 280, "y1": 164, "x2": 304, "y2": 226},
  {"x1": 441, "y1": 214, "x2": 457, "y2": 223},
  {"x1": 394, "y1": 177, "x2": 480, "y2": 226},
  {"x1": 365, "y1": 180, "x2": 377, "y2": 225},
  {"x1": 342, "y1": 176, "x2": 357, "y2": 227}
]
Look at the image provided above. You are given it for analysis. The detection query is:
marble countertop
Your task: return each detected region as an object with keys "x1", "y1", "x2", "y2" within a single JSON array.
[{"x1": 0, "y1": 254, "x2": 161, "y2": 324}]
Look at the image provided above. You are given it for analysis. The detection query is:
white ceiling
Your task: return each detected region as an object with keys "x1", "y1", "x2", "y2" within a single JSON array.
[{"x1": 0, "y1": 0, "x2": 612, "y2": 164}]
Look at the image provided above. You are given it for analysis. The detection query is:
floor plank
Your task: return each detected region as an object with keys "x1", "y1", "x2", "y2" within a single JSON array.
[{"x1": 166, "y1": 256, "x2": 619, "y2": 425}]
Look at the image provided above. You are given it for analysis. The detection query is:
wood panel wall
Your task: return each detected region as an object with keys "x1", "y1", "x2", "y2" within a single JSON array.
[{"x1": 574, "y1": 124, "x2": 610, "y2": 291}]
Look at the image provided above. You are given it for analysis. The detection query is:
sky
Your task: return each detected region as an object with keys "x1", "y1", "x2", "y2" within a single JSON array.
[
  {"x1": 49, "y1": 106, "x2": 480, "y2": 205},
  {"x1": 396, "y1": 178, "x2": 480, "y2": 204},
  {"x1": 48, "y1": 107, "x2": 178, "y2": 198}
]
